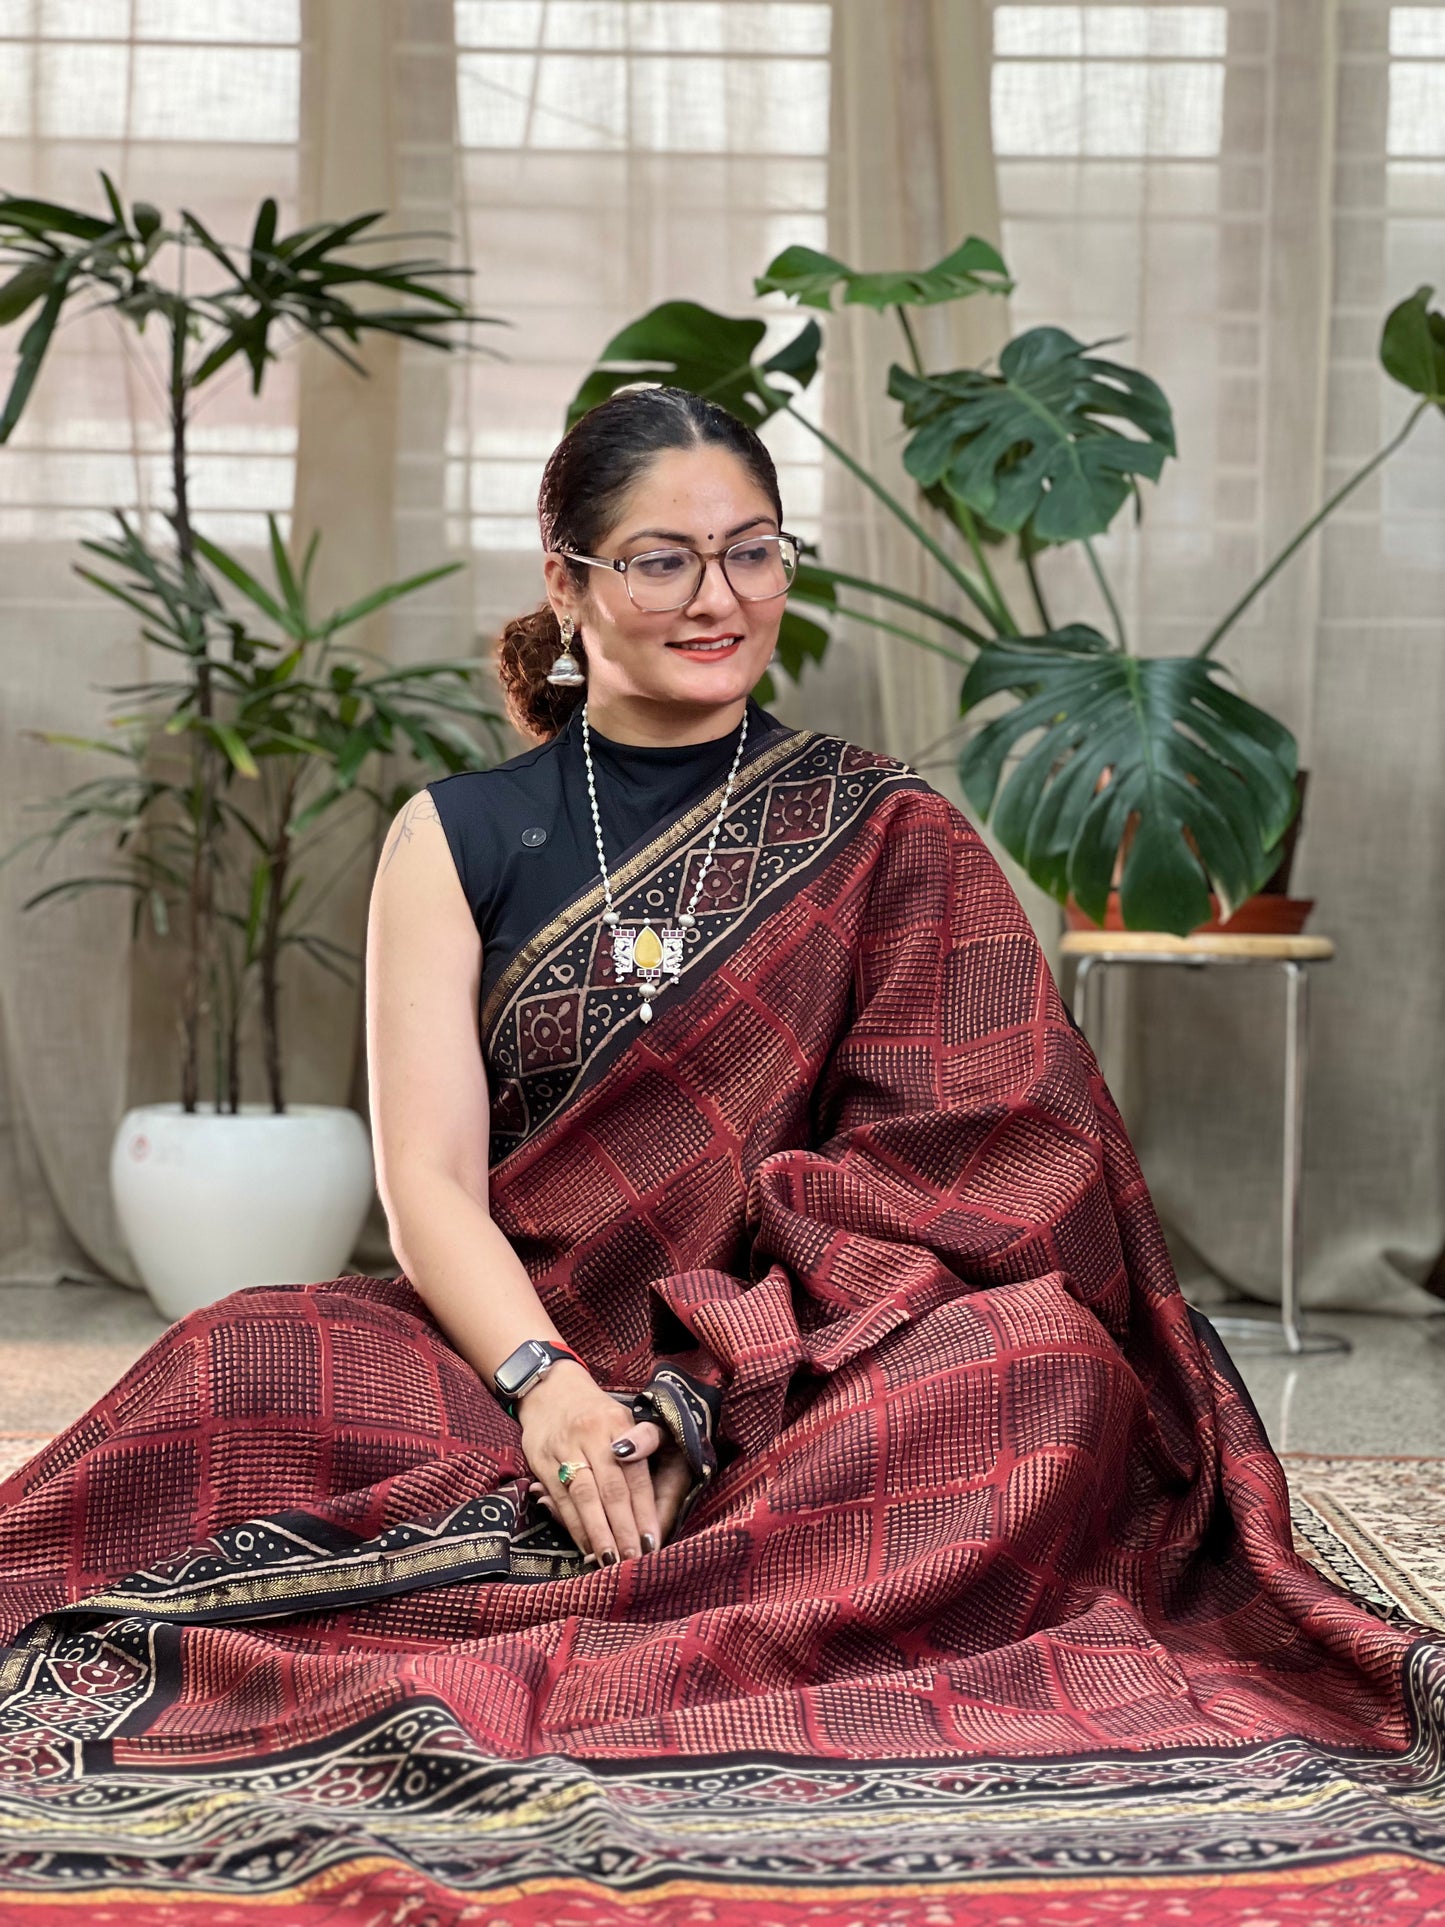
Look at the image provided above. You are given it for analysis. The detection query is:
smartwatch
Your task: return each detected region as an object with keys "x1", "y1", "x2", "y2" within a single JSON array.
[{"x1": 493, "y1": 1339, "x2": 586, "y2": 1405}]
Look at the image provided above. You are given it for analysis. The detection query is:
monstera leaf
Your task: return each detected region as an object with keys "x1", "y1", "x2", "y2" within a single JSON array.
[
  {"x1": 890, "y1": 329, "x2": 1176, "y2": 542},
  {"x1": 1380, "y1": 283, "x2": 1445, "y2": 404},
  {"x1": 959, "y1": 631, "x2": 1299, "y2": 935},
  {"x1": 755, "y1": 238, "x2": 1012, "y2": 312},
  {"x1": 567, "y1": 302, "x2": 820, "y2": 430}
]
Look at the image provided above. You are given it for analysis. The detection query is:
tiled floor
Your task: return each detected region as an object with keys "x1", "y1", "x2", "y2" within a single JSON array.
[{"x1": 0, "y1": 1277, "x2": 1441, "y2": 1456}]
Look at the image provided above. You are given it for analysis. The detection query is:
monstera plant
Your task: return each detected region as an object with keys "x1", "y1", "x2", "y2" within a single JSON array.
[{"x1": 571, "y1": 244, "x2": 1444, "y2": 935}]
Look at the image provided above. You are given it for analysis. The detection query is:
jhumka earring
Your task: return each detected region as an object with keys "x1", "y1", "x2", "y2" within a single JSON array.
[{"x1": 545, "y1": 615, "x2": 586, "y2": 687}]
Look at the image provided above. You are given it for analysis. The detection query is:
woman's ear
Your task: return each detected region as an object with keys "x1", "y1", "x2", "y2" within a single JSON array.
[{"x1": 542, "y1": 552, "x2": 584, "y2": 628}]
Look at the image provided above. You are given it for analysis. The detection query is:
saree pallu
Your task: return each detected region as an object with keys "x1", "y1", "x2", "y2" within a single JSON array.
[{"x1": 0, "y1": 726, "x2": 1441, "y2": 1926}]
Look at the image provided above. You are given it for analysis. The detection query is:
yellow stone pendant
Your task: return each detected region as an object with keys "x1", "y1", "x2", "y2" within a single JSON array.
[
  {"x1": 632, "y1": 924, "x2": 663, "y2": 972},
  {"x1": 611, "y1": 920, "x2": 684, "y2": 987}
]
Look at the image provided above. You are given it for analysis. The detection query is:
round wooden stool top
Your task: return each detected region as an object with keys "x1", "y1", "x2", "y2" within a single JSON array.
[{"x1": 1060, "y1": 931, "x2": 1336, "y2": 962}]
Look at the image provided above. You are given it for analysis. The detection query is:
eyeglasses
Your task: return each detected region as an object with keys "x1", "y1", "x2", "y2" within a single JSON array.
[{"x1": 557, "y1": 532, "x2": 801, "y2": 613}]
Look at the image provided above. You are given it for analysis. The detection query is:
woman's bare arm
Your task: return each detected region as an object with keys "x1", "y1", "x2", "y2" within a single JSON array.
[
  {"x1": 365, "y1": 791, "x2": 560, "y2": 1380},
  {"x1": 365, "y1": 790, "x2": 664, "y2": 1560}
]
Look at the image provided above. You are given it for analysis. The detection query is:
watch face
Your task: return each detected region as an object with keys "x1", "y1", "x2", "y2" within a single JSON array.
[{"x1": 495, "y1": 1340, "x2": 548, "y2": 1397}]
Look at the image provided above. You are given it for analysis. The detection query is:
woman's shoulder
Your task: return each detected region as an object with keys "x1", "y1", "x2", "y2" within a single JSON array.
[
  {"x1": 780, "y1": 720, "x2": 939, "y2": 797},
  {"x1": 428, "y1": 732, "x2": 563, "y2": 806}
]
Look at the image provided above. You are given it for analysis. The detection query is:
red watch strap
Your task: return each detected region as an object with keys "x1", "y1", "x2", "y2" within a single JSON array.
[{"x1": 545, "y1": 1343, "x2": 587, "y2": 1372}]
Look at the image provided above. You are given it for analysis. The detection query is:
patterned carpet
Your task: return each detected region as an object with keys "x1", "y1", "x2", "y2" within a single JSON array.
[
  {"x1": 1284, "y1": 1451, "x2": 1445, "y2": 1630},
  {"x1": 2, "y1": 1432, "x2": 1441, "y2": 1632}
]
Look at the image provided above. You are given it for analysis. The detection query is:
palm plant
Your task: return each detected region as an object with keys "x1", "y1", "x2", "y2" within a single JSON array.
[
  {"x1": 0, "y1": 175, "x2": 501, "y2": 1109},
  {"x1": 16, "y1": 515, "x2": 503, "y2": 1114},
  {"x1": 571, "y1": 247, "x2": 1444, "y2": 933}
]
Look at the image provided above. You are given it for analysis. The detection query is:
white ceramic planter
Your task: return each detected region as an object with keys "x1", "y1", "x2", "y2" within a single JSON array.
[{"x1": 110, "y1": 1103, "x2": 375, "y2": 1323}]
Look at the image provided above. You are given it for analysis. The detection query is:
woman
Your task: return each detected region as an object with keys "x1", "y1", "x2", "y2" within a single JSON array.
[{"x1": 0, "y1": 388, "x2": 1437, "y2": 1926}]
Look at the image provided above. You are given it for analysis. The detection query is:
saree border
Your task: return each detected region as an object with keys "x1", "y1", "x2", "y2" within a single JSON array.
[
  {"x1": 482, "y1": 727, "x2": 929, "y2": 1167},
  {"x1": 481, "y1": 723, "x2": 815, "y2": 1035},
  {"x1": 0, "y1": 1641, "x2": 1437, "y2": 1904}
]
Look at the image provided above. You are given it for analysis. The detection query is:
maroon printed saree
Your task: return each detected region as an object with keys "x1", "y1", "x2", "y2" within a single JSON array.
[{"x1": 0, "y1": 725, "x2": 1440, "y2": 1926}]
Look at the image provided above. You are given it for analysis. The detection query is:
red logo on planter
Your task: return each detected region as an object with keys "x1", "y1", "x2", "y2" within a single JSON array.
[{"x1": 130, "y1": 1135, "x2": 150, "y2": 1161}]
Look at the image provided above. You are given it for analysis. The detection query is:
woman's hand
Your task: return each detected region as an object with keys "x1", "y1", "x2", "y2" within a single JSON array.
[
  {"x1": 643, "y1": 1433, "x2": 694, "y2": 1546},
  {"x1": 518, "y1": 1363, "x2": 662, "y2": 1563}
]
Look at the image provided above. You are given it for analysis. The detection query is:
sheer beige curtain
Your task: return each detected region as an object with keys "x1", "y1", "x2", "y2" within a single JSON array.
[
  {"x1": 0, "y1": 2, "x2": 305, "y2": 1285},
  {"x1": 836, "y1": 0, "x2": 1445, "y2": 1312},
  {"x1": 824, "y1": 0, "x2": 1060, "y2": 943},
  {"x1": 4, "y1": 1, "x2": 1440, "y2": 1312},
  {"x1": 0, "y1": 0, "x2": 839, "y2": 1284}
]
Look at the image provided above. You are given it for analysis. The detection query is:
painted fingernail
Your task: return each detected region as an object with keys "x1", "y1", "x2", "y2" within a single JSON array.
[
  {"x1": 641, "y1": 1532, "x2": 656, "y2": 1553},
  {"x1": 611, "y1": 1439, "x2": 636, "y2": 1459},
  {"x1": 600, "y1": 1548, "x2": 620, "y2": 1566}
]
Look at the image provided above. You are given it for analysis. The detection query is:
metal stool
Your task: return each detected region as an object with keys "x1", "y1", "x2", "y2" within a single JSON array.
[{"x1": 1062, "y1": 930, "x2": 1348, "y2": 1358}]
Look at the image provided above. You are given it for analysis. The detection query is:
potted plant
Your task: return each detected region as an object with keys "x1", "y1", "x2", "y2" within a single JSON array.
[
  {"x1": 0, "y1": 178, "x2": 502, "y2": 1318},
  {"x1": 569, "y1": 247, "x2": 1444, "y2": 936}
]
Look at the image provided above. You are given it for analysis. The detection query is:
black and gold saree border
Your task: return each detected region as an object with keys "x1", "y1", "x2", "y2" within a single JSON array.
[
  {"x1": 482, "y1": 728, "x2": 927, "y2": 1166},
  {"x1": 0, "y1": 1372, "x2": 723, "y2": 1664}
]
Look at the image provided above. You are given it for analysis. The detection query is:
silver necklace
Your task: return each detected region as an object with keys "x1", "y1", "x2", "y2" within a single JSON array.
[{"x1": 582, "y1": 701, "x2": 749, "y2": 1025}]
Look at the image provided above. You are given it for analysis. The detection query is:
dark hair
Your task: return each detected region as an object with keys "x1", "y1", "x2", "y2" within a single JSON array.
[{"x1": 496, "y1": 386, "x2": 783, "y2": 741}]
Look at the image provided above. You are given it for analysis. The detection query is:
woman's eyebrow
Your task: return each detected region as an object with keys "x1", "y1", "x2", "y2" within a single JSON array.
[{"x1": 621, "y1": 515, "x2": 778, "y2": 546}]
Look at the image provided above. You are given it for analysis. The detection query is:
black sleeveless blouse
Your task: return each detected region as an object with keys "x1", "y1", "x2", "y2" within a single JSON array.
[{"x1": 428, "y1": 696, "x2": 789, "y2": 1015}]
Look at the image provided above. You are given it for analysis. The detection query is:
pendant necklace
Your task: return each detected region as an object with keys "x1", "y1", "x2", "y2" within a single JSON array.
[{"x1": 582, "y1": 701, "x2": 749, "y2": 1025}]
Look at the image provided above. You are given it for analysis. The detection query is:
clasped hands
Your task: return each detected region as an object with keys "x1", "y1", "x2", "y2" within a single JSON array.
[{"x1": 519, "y1": 1359, "x2": 692, "y2": 1564}]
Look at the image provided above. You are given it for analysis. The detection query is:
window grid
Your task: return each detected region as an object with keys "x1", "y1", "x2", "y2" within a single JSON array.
[
  {"x1": 435, "y1": 0, "x2": 832, "y2": 601},
  {"x1": 0, "y1": 2, "x2": 302, "y2": 551}
]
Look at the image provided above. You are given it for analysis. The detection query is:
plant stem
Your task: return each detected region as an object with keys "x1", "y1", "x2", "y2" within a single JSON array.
[
  {"x1": 1084, "y1": 537, "x2": 1128, "y2": 652},
  {"x1": 833, "y1": 604, "x2": 971, "y2": 666},
  {"x1": 951, "y1": 498, "x2": 1020, "y2": 635},
  {"x1": 261, "y1": 766, "x2": 297, "y2": 1114},
  {"x1": 908, "y1": 715, "x2": 973, "y2": 769},
  {"x1": 804, "y1": 566, "x2": 991, "y2": 646},
  {"x1": 171, "y1": 305, "x2": 209, "y2": 1114},
  {"x1": 896, "y1": 305, "x2": 925, "y2": 379},
  {"x1": 222, "y1": 936, "x2": 241, "y2": 1115},
  {"x1": 1196, "y1": 397, "x2": 1430, "y2": 659},
  {"x1": 1022, "y1": 541, "x2": 1054, "y2": 632},
  {"x1": 891, "y1": 302, "x2": 1020, "y2": 639},
  {"x1": 785, "y1": 403, "x2": 1005, "y2": 636}
]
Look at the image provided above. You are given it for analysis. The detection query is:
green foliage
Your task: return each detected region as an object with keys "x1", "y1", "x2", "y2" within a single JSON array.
[
  {"x1": 0, "y1": 175, "x2": 501, "y2": 1109},
  {"x1": 1379, "y1": 284, "x2": 1445, "y2": 405},
  {"x1": 11, "y1": 513, "x2": 504, "y2": 1107},
  {"x1": 567, "y1": 301, "x2": 820, "y2": 430},
  {"x1": 755, "y1": 238, "x2": 1011, "y2": 312},
  {"x1": 890, "y1": 330, "x2": 1176, "y2": 541},
  {"x1": 573, "y1": 242, "x2": 1441, "y2": 936},
  {"x1": 958, "y1": 632, "x2": 1297, "y2": 931},
  {"x1": 0, "y1": 179, "x2": 494, "y2": 440}
]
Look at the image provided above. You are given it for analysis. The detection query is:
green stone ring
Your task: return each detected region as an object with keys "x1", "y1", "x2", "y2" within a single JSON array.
[{"x1": 557, "y1": 1460, "x2": 587, "y2": 1486}]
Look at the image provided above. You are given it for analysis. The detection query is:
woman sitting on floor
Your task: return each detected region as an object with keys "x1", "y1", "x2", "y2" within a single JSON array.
[{"x1": 0, "y1": 386, "x2": 1432, "y2": 1924}]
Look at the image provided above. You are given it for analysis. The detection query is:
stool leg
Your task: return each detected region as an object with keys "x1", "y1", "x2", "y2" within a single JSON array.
[
  {"x1": 1074, "y1": 956, "x2": 1104, "y2": 1063},
  {"x1": 1281, "y1": 961, "x2": 1306, "y2": 1354}
]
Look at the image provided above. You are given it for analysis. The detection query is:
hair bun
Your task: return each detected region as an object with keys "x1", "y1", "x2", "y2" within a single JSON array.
[{"x1": 495, "y1": 604, "x2": 586, "y2": 741}]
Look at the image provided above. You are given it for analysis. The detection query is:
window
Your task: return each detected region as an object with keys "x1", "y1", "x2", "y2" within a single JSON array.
[
  {"x1": 412, "y1": 0, "x2": 831, "y2": 634},
  {"x1": 0, "y1": 0, "x2": 302, "y2": 547},
  {"x1": 989, "y1": 2, "x2": 1256, "y2": 645}
]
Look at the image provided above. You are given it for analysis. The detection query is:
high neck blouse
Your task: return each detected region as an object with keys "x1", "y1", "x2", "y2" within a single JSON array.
[{"x1": 427, "y1": 696, "x2": 789, "y2": 1016}]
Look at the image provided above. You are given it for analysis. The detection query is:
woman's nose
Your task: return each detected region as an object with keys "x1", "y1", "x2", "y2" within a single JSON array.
[{"x1": 684, "y1": 555, "x2": 742, "y2": 618}]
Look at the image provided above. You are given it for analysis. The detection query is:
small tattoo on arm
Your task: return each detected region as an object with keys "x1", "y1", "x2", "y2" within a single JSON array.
[{"x1": 382, "y1": 794, "x2": 441, "y2": 873}]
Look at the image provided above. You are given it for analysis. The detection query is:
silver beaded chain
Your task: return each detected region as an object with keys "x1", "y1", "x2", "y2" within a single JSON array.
[{"x1": 581, "y1": 700, "x2": 749, "y2": 1024}]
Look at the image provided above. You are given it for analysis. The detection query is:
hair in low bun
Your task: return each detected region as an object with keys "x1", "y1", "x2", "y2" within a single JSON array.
[
  {"x1": 498, "y1": 384, "x2": 784, "y2": 742},
  {"x1": 495, "y1": 603, "x2": 586, "y2": 742}
]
